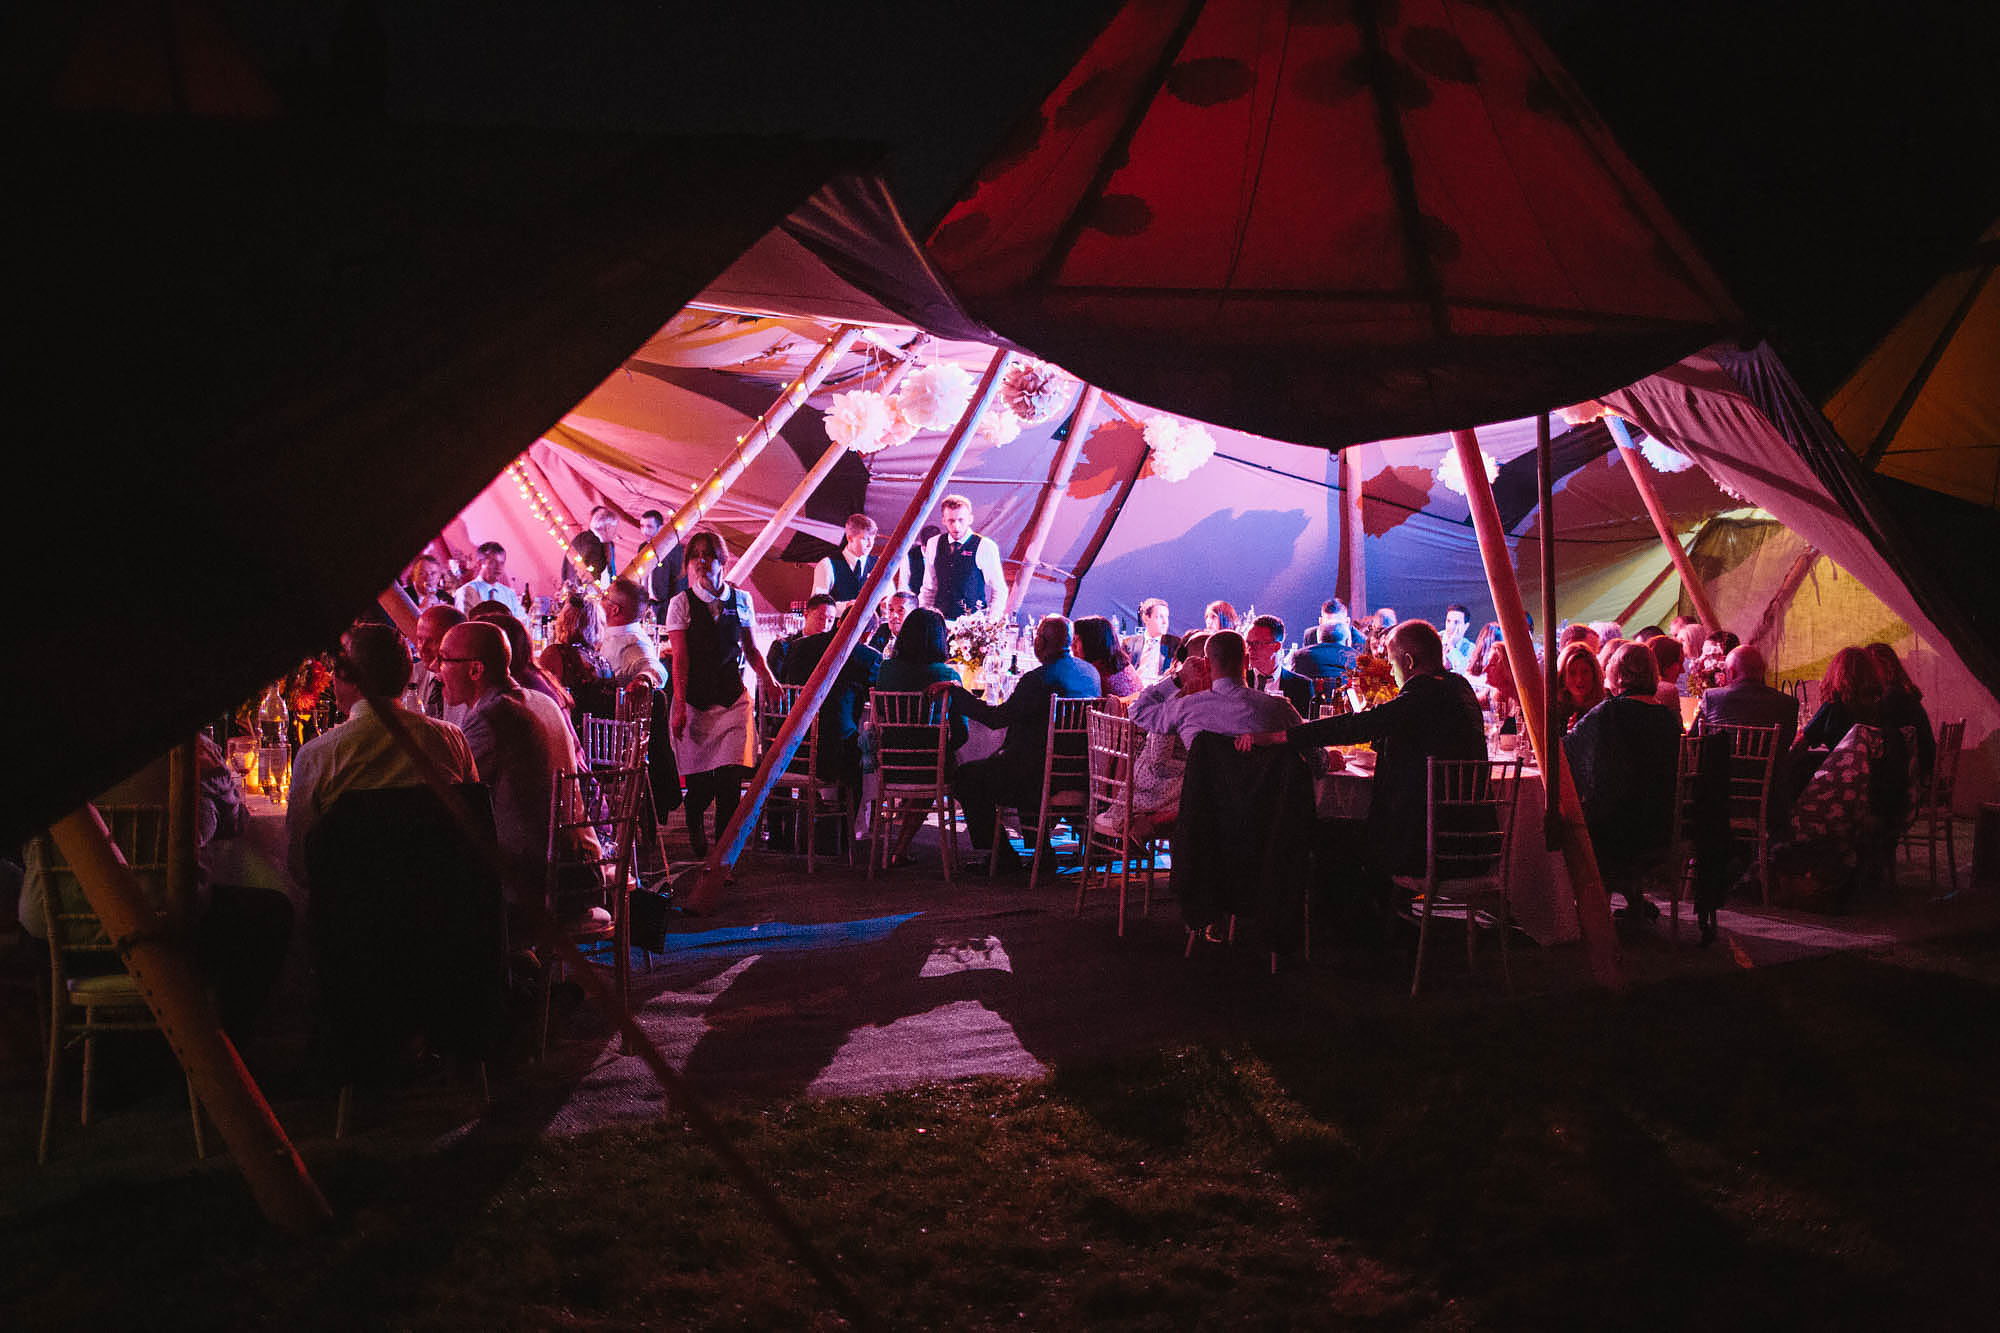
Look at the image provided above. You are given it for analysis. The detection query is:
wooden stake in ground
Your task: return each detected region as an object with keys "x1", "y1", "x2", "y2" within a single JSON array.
[
  {"x1": 1451, "y1": 429, "x2": 1623, "y2": 990},
  {"x1": 1008, "y1": 386, "x2": 1102, "y2": 616},
  {"x1": 727, "y1": 349, "x2": 919, "y2": 588},
  {"x1": 685, "y1": 347, "x2": 1015, "y2": 911},
  {"x1": 50, "y1": 806, "x2": 331, "y2": 1233},
  {"x1": 1339, "y1": 450, "x2": 1366, "y2": 616},
  {"x1": 620, "y1": 323, "x2": 862, "y2": 587},
  {"x1": 1607, "y1": 415, "x2": 1722, "y2": 631}
]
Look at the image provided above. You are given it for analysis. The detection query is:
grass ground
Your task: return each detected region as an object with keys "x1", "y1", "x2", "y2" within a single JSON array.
[{"x1": 7, "y1": 925, "x2": 2000, "y2": 1330}]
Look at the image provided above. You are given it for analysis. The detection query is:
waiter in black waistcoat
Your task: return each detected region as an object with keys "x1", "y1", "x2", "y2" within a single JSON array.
[
  {"x1": 812, "y1": 513, "x2": 905, "y2": 610},
  {"x1": 638, "y1": 508, "x2": 686, "y2": 621},
  {"x1": 918, "y1": 494, "x2": 1009, "y2": 622}
]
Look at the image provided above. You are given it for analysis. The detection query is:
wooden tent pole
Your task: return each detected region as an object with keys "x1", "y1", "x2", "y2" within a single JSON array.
[
  {"x1": 50, "y1": 807, "x2": 332, "y2": 1232},
  {"x1": 685, "y1": 348, "x2": 1014, "y2": 911},
  {"x1": 621, "y1": 323, "x2": 862, "y2": 586},
  {"x1": 1452, "y1": 429, "x2": 1622, "y2": 989},
  {"x1": 1607, "y1": 416, "x2": 1722, "y2": 631},
  {"x1": 727, "y1": 351, "x2": 917, "y2": 588},
  {"x1": 377, "y1": 582, "x2": 423, "y2": 640},
  {"x1": 1339, "y1": 451, "x2": 1366, "y2": 614},
  {"x1": 1536, "y1": 414, "x2": 1563, "y2": 852},
  {"x1": 1749, "y1": 546, "x2": 1819, "y2": 648},
  {"x1": 1615, "y1": 560, "x2": 1679, "y2": 629},
  {"x1": 1009, "y1": 386, "x2": 1102, "y2": 616}
]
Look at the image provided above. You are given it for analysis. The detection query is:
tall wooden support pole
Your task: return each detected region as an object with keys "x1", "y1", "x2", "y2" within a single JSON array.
[
  {"x1": 622, "y1": 324, "x2": 862, "y2": 586},
  {"x1": 377, "y1": 581, "x2": 423, "y2": 640},
  {"x1": 1339, "y1": 450, "x2": 1366, "y2": 614},
  {"x1": 1536, "y1": 415, "x2": 1563, "y2": 852},
  {"x1": 1009, "y1": 386, "x2": 1102, "y2": 616},
  {"x1": 686, "y1": 348, "x2": 1014, "y2": 911},
  {"x1": 167, "y1": 739, "x2": 200, "y2": 929},
  {"x1": 1452, "y1": 429, "x2": 1622, "y2": 989},
  {"x1": 727, "y1": 352, "x2": 916, "y2": 588},
  {"x1": 1607, "y1": 416, "x2": 1721, "y2": 631},
  {"x1": 51, "y1": 807, "x2": 331, "y2": 1232},
  {"x1": 1749, "y1": 546, "x2": 1818, "y2": 648}
]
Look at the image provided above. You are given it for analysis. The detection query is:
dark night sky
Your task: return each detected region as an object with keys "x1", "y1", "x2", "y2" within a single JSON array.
[{"x1": 13, "y1": 0, "x2": 1999, "y2": 398}]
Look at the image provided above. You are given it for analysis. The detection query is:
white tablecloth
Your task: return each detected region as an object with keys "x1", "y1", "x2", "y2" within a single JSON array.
[
  {"x1": 1315, "y1": 755, "x2": 1579, "y2": 945},
  {"x1": 205, "y1": 793, "x2": 301, "y2": 908}
]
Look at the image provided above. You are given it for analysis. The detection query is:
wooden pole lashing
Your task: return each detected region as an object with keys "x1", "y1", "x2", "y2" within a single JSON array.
[
  {"x1": 684, "y1": 347, "x2": 1014, "y2": 911},
  {"x1": 1451, "y1": 429, "x2": 1623, "y2": 990},
  {"x1": 50, "y1": 807, "x2": 332, "y2": 1232},
  {"x1": 1606, "y1": 416, "x2": 1722, "y2": 632},
  {"x1": 1008, "y1": 386, "x2": 1102, "y2": 616},
  {"x1": 621, "y1": 323, "x2": 863, "y2": 587}
]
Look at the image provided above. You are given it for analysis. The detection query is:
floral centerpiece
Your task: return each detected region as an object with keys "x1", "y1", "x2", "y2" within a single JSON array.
[
  {"x1": 1685, "y1": 649, "x2": 1728, "y2": 697},
  {"x1": 946, "y1": 611, "x2": 1010, "y2": 688},
  {"x1": 1347, "y1": 653, "x2": 1398, "y2": 709}
]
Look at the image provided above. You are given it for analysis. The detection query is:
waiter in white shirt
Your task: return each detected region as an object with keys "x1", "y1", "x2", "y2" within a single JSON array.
[
  {"x1": 918, "y1": 494, "x2": 1008, "y2": 621},
  {"x1": 455, "y1": 541, "x2": 525, "y2": 616}
]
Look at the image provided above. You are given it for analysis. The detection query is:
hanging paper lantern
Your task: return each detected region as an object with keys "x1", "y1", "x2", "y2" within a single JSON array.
[
  {"x1": 1143, "y1": 415, "x2": 1217, "y2": 483},
  {"x1": 1000, "y1": 358, "x2": 1079, "y2": 424},
  {"x1": 976, "y1": 406, "x2": 1022, "y2": 445},
  {"x1": 880, "y1": 396, "x2": 921, "y2": 450},
  {"x1": 1638, "y1": 433, "x2": 1696, "y2": 474},
  {"x1": 894, "y1": 362, "x2": 976, "y2": 430},
  {"x1": 1436, "y1": 444, "x2": 1499, "y2": 496},
  {"x1": 824, "y1": 389, "x2": 895, "y2": 455}
]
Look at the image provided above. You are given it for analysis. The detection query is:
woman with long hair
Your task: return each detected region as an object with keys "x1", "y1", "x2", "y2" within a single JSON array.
[
  {"x1": 1204, "y1": 600, "x2": 1239, "y2": 633},
  {"x1": 538, "y1": 590, "x2": 616, "y2": 722},
  {"x1": 1073, "y1": 615, "x2": 1143, "y2": 697},
  {"x1": 875, "y1": 607, "x2": 968, "y2": 867},
  {"x1": 1554, "y1": 641, "x2": 1606, "y2": 733},
  {"x1": 474, "y1": 609, "x2": 572, "y2": 712},
  {"x1": 1866, "y1": 641, "x2": 1935, "y2": 778},
  {"x1": 1798, "y1": 646, "x2": 1885, "y2": 750}
]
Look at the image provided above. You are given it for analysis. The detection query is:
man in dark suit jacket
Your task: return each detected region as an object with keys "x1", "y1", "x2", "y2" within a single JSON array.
[
  {"x1": 941, "y1": 615, "x2": 1101, "y2": 870},
  {"x1": 1694, "y1": 646, "x2": 1799, "y2": 751},
  {"x1": 1120, "y1": 597, "x2": 1180, "y2": 681},
  {"x1": 776, "y1": 605, "x2": 883, "y2": 789},
  {"x1": 1245, "y1": 614, "x2": 1313, "y2": 716},
  {"x1": 639, "y1": 509, "x2": 685, "y2": 620}
]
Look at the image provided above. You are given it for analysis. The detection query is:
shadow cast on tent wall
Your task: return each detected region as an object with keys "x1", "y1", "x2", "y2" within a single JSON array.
[{"x1": 1079, "y1": 508, "x2": 1312, "y2": 629}]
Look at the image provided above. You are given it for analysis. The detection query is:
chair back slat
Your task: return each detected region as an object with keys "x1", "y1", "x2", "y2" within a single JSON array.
[
  {"x1": 582, "y1": 715, "x2": 644, "y2": 769},
  {"x1": 1931, "y1": 718, "x2": 1967, "y2": 808},
  {"x1": 1086, "y1": 708, "x2": 1137, "y2": 812},
  {"x1": 757, "y1": 683, "x2": 823, "y2": 779},
  {"x1": 1424, "y1": 758, "x2": 1521, "y2": 885},
  {"x1": 1707, "y1": 723, "x2": 1781, "y2": 827},
  {"x1": 36, "y1": 805, "x2": 169, "y2": 959},
  {"x1": 869, "y1": 690, "x2": 949, "y2": 794}
]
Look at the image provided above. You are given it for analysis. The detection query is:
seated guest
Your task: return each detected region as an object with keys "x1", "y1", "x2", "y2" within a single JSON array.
[
  {"x1": 1867, "y1": 642, "x2": 1935, "y2": 779},
  {"x1": 869, "y1": 591, "x2": 915, "y2": 654},
  {"x1": 601, "y1": 575, "x2": 682, "y2": 816},
  {"x1": 476, "y1": 609, "x2": 571, "y2": 713},
  {"x1": 1796, "y1": 647, "x2": 1913, "y2": 829},
  {"x1": 538, "y1": 591, "x2": 616, "y2": 722},
  {"x1": 411, "y1": 604, "x2": 467, "y2": 722},
  {"x1": 1672, "y1": 615, "x2": 1710, "y2": 666},
  {"x1": 1589, "y1": 620, "x2": 1625, "y2": 647},
  {"x1": 439, "y1": 620, "x2": 562, "y2": 909},
  {"x1": 290, "y1": 622, "x2": 479, "y2": 888},
  {"x1": 776, "y1": 603, "x2": 883, "y2": 792},
  {"x1": 1131, "y1": 630, "x2": 1303, "y2": 750},
  {"x1": 1245, "y1": 614, "x2": 1313, "y2": 716},
  {"x1": 1375, "y1": 607, "x2": 1398, "y2": 630},
  {"x1": 1127, "y1": 652, "x2": 1213, "y2": 836},
  {"x1": 1595, "y1": 635, "x2": 1630, "y2": 677},
  {"x1": 1696, "y1": 646, "x2": 1798, "y2": 750},
  {"x1": 403, "y1": 554, "x2": 450, "y2": 611},
  {"x1": 1565, "y1": 642, "x2": 1683, "y2": 919},
  {"x1": 23, "y1": 734, "x2": 293, "y2": 1038},
  {"x1": 1467, "y1": 621, "x2": 1502, "y2": 680},
  {"x1": 937, "y1": 615, "x2": 1100, "y2": 872},
  {"x1": 1122, "y1": 597, "x2": 1179, "y2": 683},
  {"x1": 876, "y1": 607, "x2": 968, "y2": 866},
  {"x1": 769, "y1": 593, "x2": 836, "y2": 680},
  {"x1": 1239, "y1": 620, "x2": 1483, "y2": 911},
  {"x1": 455, "y1": 542, "x2": 524, "y2": 617},
  {"x1": 1441, "y1": 604, "x2": 1475, "y2": 673},
  {"x1": 1648, "y1": 634, "x2": 1687, "y2": 710},
  {"x1": 1173, "y1": 629, "x2": 1212, "y2": 667},
  {"x1": 1294, "y1": 599, "x2": 1363, "y2": 677},
  {"x1": 1074, "y1": 616, "x2": 1144, "y2": 698},
  {"x1": 1554, "y1": 641, "x2": 1606, "y2": 734},
  {"x1": 1558, "y1": 622, "x2": 1600, "y2": 656},
  {"x1": 1204, "y1": 600, "x2": 1240, "y2": 633}
]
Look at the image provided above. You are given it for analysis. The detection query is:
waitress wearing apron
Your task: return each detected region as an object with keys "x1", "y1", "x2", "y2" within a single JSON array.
[{"x1": 665, "y1": 527, "x2": 780, "y2": 855}]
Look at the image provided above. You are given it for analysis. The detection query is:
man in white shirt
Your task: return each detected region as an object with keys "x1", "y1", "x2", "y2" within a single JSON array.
[
  {"x1": 1129, "y1": 630, "x2": 1306, "y2": 750},
  {"x1": 918, "y1": 494, "x2": 1008, "y2": 621},
  {"x1": 1121, "y1": 597, "x2": 1180, "y2": 683},
  {"x1": 600, "y1": 577, "x2": 667, "y2": 690},
  {"x1": 409, "y1": 603, "x2": 467, "y2": 723},
  {"x1": 1441, "y1": 603, "x2": 1474, "y2": 674},
  {"x1": 288, "y1": 622, "x2": 479, "y2": 887},
  {"x1": 455, "y1": 542, "x2": 525, "y2": 617}
]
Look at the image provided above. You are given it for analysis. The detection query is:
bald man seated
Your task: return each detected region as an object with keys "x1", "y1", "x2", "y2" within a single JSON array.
[{"x1": 1693, "y1": 645, "x2": 1799, "y2": 752}]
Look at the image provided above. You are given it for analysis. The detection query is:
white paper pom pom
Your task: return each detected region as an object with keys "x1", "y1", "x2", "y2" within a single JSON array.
[
  {"x1": 879, "y1": 397, "x2": 920, "y2": 450},
  {"x1": 825, "y1": 390, "x2": 894, "y2": 455},
  {"x1": 894, "y1": 362, "x2": 976, "y2": 431},
  {"x1": 1437, "y1": 445, "x2": 1499, "y2": 496},
  {"x1": 977, "y1": 406, "x2": 1022, "y2": 445},
  {"x1": 1000, "y1": 358, "x2": 1079, "y2": 424},
  {"x1": 1638, "y1": 433, "x2": 1696, "y2": 474},
  {"x1": 1143, "y1": 415, "x2": 1217, "y2": 483}
]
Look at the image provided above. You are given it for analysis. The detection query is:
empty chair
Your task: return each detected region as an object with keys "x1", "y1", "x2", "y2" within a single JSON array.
[
  {"x1": 539, "y1": 762, "x2": 650, "y2": 1060},
  {"x1": 32, "y1": 805, "x2": 205, "y2": 1165},
  {"x1": 1400, "y1": 758, "x2": 1523, "y2": 997},
  {"x1": 866, "y1": 690, "x2": 961, "y2": 881},
  {"x1": 993, "y1": 696, "x2": 1104, "y2": 889},
  {"x1": 756, "y1": 683, "x2": 854, "y2": 872},
  {"x1": 1903, "y1": 718, "x2": 1967, "y2": 892},
  {"x1": 1707, "y1": 723, "x2": 1782, "y2": 906}
]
